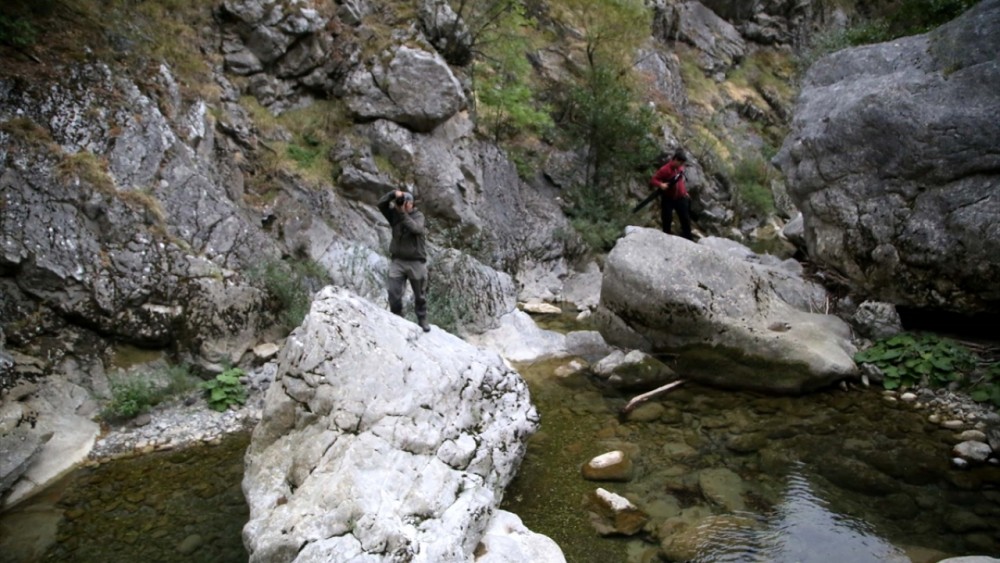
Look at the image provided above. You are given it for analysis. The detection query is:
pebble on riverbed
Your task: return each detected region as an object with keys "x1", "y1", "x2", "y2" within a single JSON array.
[{"x1": 882, "y1": 388, "x2": 998, "y2": 467}]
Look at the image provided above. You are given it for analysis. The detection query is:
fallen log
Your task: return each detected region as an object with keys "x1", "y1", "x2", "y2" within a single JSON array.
[{"x1": 619, "y1": 379, "x2": 685, "y2": 417}]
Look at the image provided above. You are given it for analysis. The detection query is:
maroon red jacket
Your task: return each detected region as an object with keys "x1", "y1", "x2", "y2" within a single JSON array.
[{"x1": 650, "y1": 161, "x2": 687, "y2": 199}]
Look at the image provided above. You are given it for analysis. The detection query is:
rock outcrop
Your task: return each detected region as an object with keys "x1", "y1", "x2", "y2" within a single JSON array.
[
  {"x1": 0, "y1": 64, "x2": 274, "y2": 370},
  {"x1": 242, "y1": 287, "x2": 541, "y2": 561},
  {"x1": 775, "y1": 0, "x2": 1000, "y2": 316},
  {"x1": 595, "y1": 228, "x2": 856, "y2": 393}
]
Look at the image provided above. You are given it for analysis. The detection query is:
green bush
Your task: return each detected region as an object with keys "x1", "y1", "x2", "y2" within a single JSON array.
[
  {"x1": 559, "y1": 59, "x2": 659, "y2": 253},
  {"x1": 286, "y1": 142, "x2": 323, "y2": 169},
  {"x1": 100, "y1": 364, "x2": 198, "y2": 421},
  {"x1": 102, "y1": 377, "x2": 157, "y2": 421},
  {"x1": 425, "y1": 283, "x2": 469, "y2": 335},
  {"x1": 729, "y1": 155, "x2": 776, "y2": 219},
  {"x1": 200, "y1": 367, "x2": 248, "y2": 412},
  {"x1": 565, "y1": 62, "x2": 659, "y2": 192},
  {"x1": 564, "y1": 181, "x2": 631, "y2": 252},
  {"x1": 249, "y1": 258, "x2": 331, "y2": 333},
  {"x1": 969, "y1": 362, "x2": 1000, "y2": 408},
  {"x1": 854, "y1": 332, "x2": 977, "y2": 390},
  {"x1": 162, "y1": 364, "x2": 193, "y2": 392},
  {"x1": 473, "y1": 4, "x2": 553, "y2": 142},
  {"x1": 799, "y1": 0, "x2": 978, "y2": 68},
  {"x1": 888, "y1": 0, "x2": 979, "y2": 36},
  {"x1": 0, "y1": 14, "x2": 37, "y2": 47}
]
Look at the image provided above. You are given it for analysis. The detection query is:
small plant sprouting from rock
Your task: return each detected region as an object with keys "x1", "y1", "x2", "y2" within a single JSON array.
[
  {"x1": 249, "y1": 257, "x2": 331, "y2": 334},
  {"x1": 200, "y1": 367, "x2": 248, "y2": 412},
  {"x1": 729, "y1": 154, "x2": 777, "y2": 220}
]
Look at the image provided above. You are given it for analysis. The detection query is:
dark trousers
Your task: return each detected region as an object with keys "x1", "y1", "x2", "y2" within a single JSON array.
[
  {"x1": 660, "y1": 195, "x2": 692, "y2": 240},
  {"x1": 388, "y1": 259, "x2": 428, "y2": 321}
]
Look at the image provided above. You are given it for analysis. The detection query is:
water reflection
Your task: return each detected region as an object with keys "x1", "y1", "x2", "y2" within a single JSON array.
[
  {"x1": 503, "y1": 356, "x2": 1000, "y2": 563},
  {"x1": 691, "y1": 465, "x2": 908, "y2": 562}
]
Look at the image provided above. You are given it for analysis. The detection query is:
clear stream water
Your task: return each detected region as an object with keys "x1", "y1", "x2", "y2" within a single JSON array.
[
  {"x1": 2, "y1": 327, "x2": 999, "y2": 562},
  {"x1": 502, "y1": 358, "x2": 1000, "y2": 562}
]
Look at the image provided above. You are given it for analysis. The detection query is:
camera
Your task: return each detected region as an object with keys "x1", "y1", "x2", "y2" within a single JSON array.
[{"x1": 395, "y1": 196, "x2": 407, "y2": 206}]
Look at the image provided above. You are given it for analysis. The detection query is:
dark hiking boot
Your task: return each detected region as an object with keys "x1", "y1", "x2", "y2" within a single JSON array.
[{"x1": 418, "y1": 318, "x2": 430, "y2": 332}]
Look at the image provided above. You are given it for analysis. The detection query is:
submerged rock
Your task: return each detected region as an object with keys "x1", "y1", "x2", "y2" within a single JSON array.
[
  {"x1": 583, "y1": 488, "x2": 649, "y2": 536},
  {"x1": 581, "y1": 450, "x2": 635, "y2": 483}
]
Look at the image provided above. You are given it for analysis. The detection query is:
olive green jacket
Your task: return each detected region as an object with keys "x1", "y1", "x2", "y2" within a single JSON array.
[{"x1": 377, "y1": 191, "x2": 427, "y2": 262}]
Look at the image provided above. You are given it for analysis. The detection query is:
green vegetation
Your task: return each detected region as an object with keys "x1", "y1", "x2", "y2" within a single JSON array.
[
  {"x1": 970, "y1": 363, "x2": 1000, "y2": 407},
  {"x1": 729, "y1": 154, "x2": 777, "y2": 219},
  {"x1": 472, "y1": 4, "x2": 553, "y2": 142},
  {"x1": 553, "y1": 0, "x2": 660, "y2": 252},
  {"x1": 425, "y1": 281, "x2": 474, "y2": 334},
  {"x1": 0, "y1": 13, "x2": 37, "y2": 48},
  {"x1": 855, "y1": 332, "x2": 1000, "y2": 406},
  {"x1": 57, "y1": 151, "x2": 115, "y2": 194},
  {"x1": 2, "y1": 0, "x2": 216, "y2": 99},
  {"x1": 241, "y1": 97, "x2": 346, "y2": 195},
  {"x1": 563, "y1": 181, "x2": 634, "y2": 252},
  {"x1": 800, "y1": 0, "x2": 978, "y2": 66},
  {"x1": 0, "y1": 118, "x2": 57, "y2": 152},
  {"x1": 438, "y1": 225, "x2": 495, "y2": 265},
  {"x1": 101, "y1": 364, "x2": 199, "y2": 422},
  {"x1": 103, "y1": 376, "x2": 156, "y2": 421},
  {"x1": 200, "y1": 367, "x2": 248, "y2": 412},
  {"x1": 885, "y1": 0, "x2": 979, "y2": 36},
  {"x1": 566, "y1": 63, "x2": 659, "y2": 194},
  {"x1": 249, "y1": 257, "x2": 332, "y2": 333}
]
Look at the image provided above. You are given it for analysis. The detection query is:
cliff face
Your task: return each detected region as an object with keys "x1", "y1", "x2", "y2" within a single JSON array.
[
  {"x1": 775, "y1": 0, "x2": 1000, "y2": 316},
  {"x1": 0, "y1": 0, "x2": 818, "y2": 385}
]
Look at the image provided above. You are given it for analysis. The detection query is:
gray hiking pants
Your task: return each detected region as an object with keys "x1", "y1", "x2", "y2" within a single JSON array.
[{"x1": 387, "y1": 259, "x2": 428, "y2": 321}]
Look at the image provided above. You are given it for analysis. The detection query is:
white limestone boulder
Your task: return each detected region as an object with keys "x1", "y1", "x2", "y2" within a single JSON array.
[
  {"x1": 242, "y1": 287, "x2": 545, "y2": 562},
  {"x1": 595, "y1": 228, "x2": 856, "y2": 393}
]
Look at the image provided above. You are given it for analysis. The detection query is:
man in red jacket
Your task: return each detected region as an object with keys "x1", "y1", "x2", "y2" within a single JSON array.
[{"x1": 649, "y1": 149, "x2": 692, "y2": 240}]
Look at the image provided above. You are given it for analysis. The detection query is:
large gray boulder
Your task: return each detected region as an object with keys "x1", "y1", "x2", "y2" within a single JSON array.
[
  {"x1": 345, "y1": 45, "x2": 467, "y2": 133},
  {"x1": 774, "y1": 0, "x2": 1000, "y2": 315},
  {"x1": 595, "y1": 228, "x2": 856, "y2": 393},
  {"x1": 0, "y1": 378, "x2": 99, "y2": 509},
  {"x1": 242, "y1": 287, "x2": 542, "y2": 562}
]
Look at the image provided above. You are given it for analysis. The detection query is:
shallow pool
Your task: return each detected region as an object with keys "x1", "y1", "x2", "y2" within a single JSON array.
[{"x1": 501, "y1": 357, "x2": 1000, "y2": 562}]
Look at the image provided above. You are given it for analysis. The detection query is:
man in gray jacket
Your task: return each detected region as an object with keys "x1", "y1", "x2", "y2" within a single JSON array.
[{"x1": 377, "y1": 189, "x2": 430, "y2": 332}]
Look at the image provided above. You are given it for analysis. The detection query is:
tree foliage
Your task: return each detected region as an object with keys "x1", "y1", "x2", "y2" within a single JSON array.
[
  {"x1": 471, "y1": 3, "x2": 553, "y2": 141},
  {"x1": 554, "y1": 0, "x2": 659, "y2": 250},
  {"x1": 558, "y1": 0, "x2": 658, "y2": 189},
  {"x1": 565, "y1": 63, "x2": 658, "y2": 192},
  {"x1": 556, "y1": 0, "x2": 650, "y2": 69}
]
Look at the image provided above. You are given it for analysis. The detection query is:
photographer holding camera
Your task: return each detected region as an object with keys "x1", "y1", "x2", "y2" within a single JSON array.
[{"x1": 377, "y1": 188, "x2": 430, "y2": 332}]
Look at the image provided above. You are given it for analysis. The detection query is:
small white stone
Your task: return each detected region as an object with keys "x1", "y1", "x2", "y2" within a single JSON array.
[
  {"x1": 595, "y1": 487, "x2": 635, "y2": 511},
  {"x1": 900, "y1": 392, "x2": 918, "y2": 402},
  {"x1": 589, "y1": 451, "x2": 625, "y2": 469}
]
